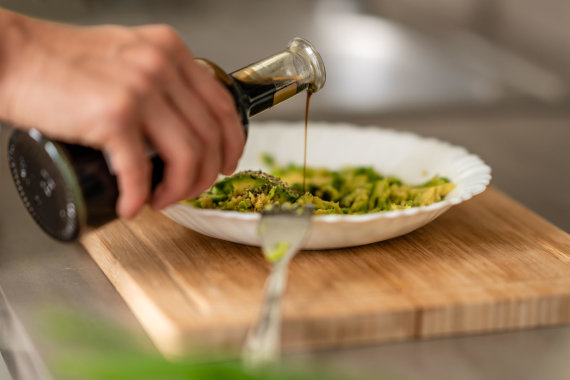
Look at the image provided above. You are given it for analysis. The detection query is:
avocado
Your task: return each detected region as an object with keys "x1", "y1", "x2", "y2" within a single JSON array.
[{"x1": 187, "y1": 155, "x2": 455, "y2": 214}]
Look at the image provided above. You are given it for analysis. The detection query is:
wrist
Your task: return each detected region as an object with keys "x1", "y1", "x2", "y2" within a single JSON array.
[{"x1": 0, "y1": 9, "x2": 31, "y2": 121}]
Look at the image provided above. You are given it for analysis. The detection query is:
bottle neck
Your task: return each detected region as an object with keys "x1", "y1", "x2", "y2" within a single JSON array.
[
  {"x1": 229, "y1": 37, "x2": 326, "y2": 117},
  {"x1": 196, "y1": 58, "x2": 307, "y2": 123},
  {"x1": 230, "y1": 67, "x2": 308, "y2": 117},
  {"x1": 197, "y1": 37, "x2": 325, "y2": 121}
]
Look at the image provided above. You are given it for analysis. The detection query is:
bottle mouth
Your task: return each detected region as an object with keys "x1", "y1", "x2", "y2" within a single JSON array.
[{"x1": 288, "y1": 37, "x2": 327, "y2": 93}]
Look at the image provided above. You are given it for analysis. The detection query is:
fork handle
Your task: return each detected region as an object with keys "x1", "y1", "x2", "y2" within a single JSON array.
[{"x1": 243, "y1": 261, "x2": 289, "y2": 366}]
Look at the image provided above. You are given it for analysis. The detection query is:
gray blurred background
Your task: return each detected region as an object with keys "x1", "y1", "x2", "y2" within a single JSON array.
[{"x1": 1, "y1": 0, "x2": 569, "y2": 231}]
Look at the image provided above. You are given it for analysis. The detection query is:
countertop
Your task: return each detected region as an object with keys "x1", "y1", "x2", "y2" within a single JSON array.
[{"x1": 1, "y1": 107, "x2": 570, "y2": 379}]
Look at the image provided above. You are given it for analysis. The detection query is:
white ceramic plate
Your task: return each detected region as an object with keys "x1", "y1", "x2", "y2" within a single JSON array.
[{"x1": 162, "y1": 121, "x2": 491, "y2": 249}]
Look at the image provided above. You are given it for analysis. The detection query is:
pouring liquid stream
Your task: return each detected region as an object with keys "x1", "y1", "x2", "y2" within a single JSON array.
[{"x1": 303, "y1": 91, "x2": 312, "y2": 194}]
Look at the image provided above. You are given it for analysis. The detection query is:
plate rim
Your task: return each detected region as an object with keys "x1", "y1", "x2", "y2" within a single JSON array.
[{"x1": 164, "y1": 121, "x2": 492, "y2": 223}]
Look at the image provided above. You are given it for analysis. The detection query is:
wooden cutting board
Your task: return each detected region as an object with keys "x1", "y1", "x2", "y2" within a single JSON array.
[{"x1": 81, "y1": 188, "x2": 570, "y2": 356}]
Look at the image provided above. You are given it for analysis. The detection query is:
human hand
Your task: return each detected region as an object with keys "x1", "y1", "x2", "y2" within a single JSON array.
[{"x1": 0, "y1": 11, "x2": 245, "y2": 218}]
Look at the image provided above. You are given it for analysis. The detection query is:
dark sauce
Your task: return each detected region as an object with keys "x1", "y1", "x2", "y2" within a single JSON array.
[
  {"x1": 230, "y1": 74, "x2": 305, "y2": 117},
  {"x1": 232, "y1": 80, "x2": 283, "y2": 116},
  {"x1": 303, "y1": 91, "x2": 312, "y2": 193}
]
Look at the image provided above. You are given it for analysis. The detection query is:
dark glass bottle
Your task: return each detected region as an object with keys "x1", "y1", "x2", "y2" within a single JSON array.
[{"x1": 7, "y1": 37, "x2": 326, "y2": 241}]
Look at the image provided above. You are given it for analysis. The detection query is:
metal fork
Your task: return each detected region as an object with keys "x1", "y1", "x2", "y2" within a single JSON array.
[{"x1": 242, "y1": 204, "x2": 313, "y2": 367}]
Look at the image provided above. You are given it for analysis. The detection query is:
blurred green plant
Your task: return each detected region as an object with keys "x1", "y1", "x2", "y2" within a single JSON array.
[{"x1": 39, "y1": 310, "x2": 380, "y2": 380}]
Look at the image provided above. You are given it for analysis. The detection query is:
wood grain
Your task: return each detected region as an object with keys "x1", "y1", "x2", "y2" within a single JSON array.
[{"x1": 81, "y1": 188, "x2": 570, "y2": 356}]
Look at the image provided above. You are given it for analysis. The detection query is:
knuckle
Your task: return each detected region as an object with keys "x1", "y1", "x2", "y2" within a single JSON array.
[
  {"x1": 217, "y1": 94, "x2": 237, "y2": 117},
  {"x1": 128, "y1": 71, "x2": 154, "y2": 96},
  {"x1": 102, "y1": 90, "x2": 137, "y2": 127},
  {"x1": 200, "y1": 125, "x2": 221, "y2": 148},
  {"x1": 140, "y1": 46, "x2": 169, "y2": 77},
  {"x1": 169, "y1": 173, "x2": 193, "y2": 198},
  {"x1": 178, "y1": 148, "x2": 198, "y2": 171},
  {"x1": 167, "y1": 148, "x2": 197, "y2": 188},
  {"x1": 106, "y1": 24, "x2": 131, "y2": 36},
  {"x1": 150, "y1": 24, "x2": 181, "y2": 49}
]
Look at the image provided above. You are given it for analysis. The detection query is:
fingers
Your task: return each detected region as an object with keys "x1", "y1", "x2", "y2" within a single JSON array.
[
  {"x1": 179, "y1": 55, "x2": 245, "y2": 175},
  {"x1": 161, "y1": 82, "x2": 222, "y2": 198},
  {"x1": 134, "y1": 24, "x2": 245, "y2": 174},
  {"x1": 97, "y1": 24, "x2": 247, "y2": 217},
  {"x1": 105, "y1": 129, "x2": 151, "y2": 219},
  {"x1": 117, "y1": 33, "x2": 226, "y2": 206},
  {"x1": 141, "y1": 94, "x2": 213, "y2": 211}
]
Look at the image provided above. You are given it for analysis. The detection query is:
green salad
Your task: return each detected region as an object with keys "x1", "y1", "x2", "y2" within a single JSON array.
[{"x1": 186, "y1": 155, "x2": 455, "y2": 215}]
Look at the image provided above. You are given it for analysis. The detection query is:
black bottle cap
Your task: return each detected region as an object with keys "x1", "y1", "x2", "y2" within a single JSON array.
[{"x1": 8, "y1": 130, "x2": 86, "y2": 241}]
